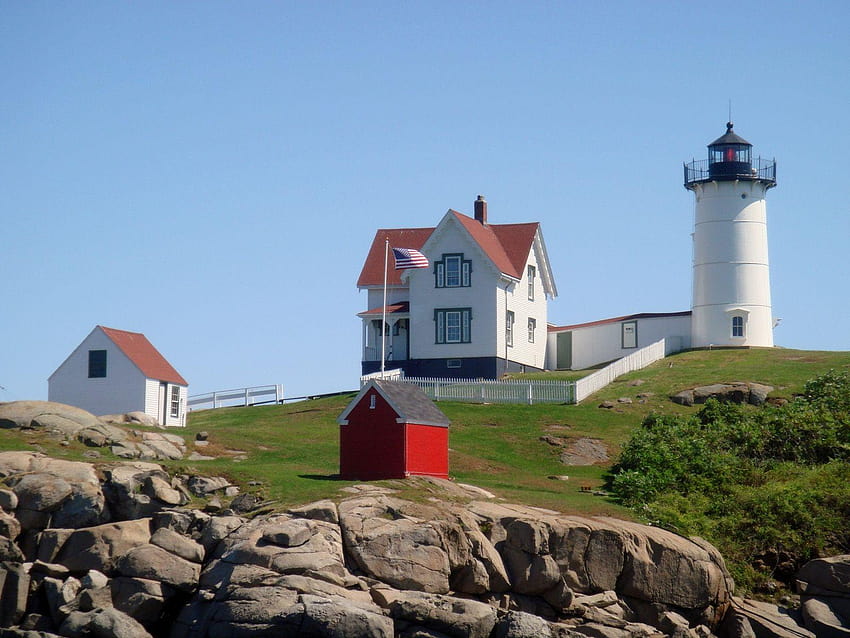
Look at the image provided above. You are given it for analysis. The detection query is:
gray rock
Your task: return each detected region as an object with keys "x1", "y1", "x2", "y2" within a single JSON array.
[
  {"x1": 747, "y1": 383, "x2": 773, "y2": 405},
  {"x1": 229, "y1": 493, "x2": 262, "y2": 514},
  {"x1": 300, "y1": 595, "x2": 394, "y2": 637},
  {"x1": 187, "y1": 476, "x2": 231, "y2": 497},
  {"x1": 47, "y1": 518, "x2": 152, "y2": 574},
  {"x1": 0, "y1": 400, "x2": 100, "y2": 434},
  {"x1": 288, "y1": 499, "x2": 339, "y2": 524},
  {"x1": 339, "y1": 497, "x2": 452, "y2": 593},
  {"x1": 671, "y1": 390, "x2": 695, "y2": 406},
  {"x1": 798, "y1": 555, "x2": 850, "y2": 596},
  {"x1": 382, "y1": 589, "x2": 498, "y2": 638},
  {"x1": 731, "y1": 598, "x2": 814, "y2": 638},
  {"x1": 0, "y1": 536, "x2": 24, "y2": 562},
  {"x1": 142, "y1": 475, "x2": 184, "y2": 506},
  {"x1": 81, "y1": 569, "x2": 110, "y2": 590},
  {"x1": 0, "y1": 562, "x2": 30, "y2": 627},
  {"x1": 801, "y1": 596, "x2": 850, "y2": 637},
  {"x1": 0, "y1": 510, "x2": 21, "y2": 540},
  {"x1": 150, "y1": 527, "x2": 205, "y2": 563},
  {"x1": 493, "y1": 610, "x2": 553, "y2": 637},
  {"x1": 262, "y1": 519, "x2": 315, "y2": 548},
  {"x1": 110, "y1": 576, "x2": 172, "y2": 627},
  {"x1": 89, "y1": 607, "x2": 154, "y2": 638},
  {"x1": 116, "y1": 543, "x2": 200, "y2": 592},
  {"x1": 0, "y1": 488, "x2": 18, "y2": 510}
]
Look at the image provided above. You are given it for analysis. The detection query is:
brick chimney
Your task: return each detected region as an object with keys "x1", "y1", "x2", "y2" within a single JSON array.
[{"x1": 474, "y1": 195, "x2": 488, "y2": 225}]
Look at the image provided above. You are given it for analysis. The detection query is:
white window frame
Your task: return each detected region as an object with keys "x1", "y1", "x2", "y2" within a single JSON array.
[
  {"x1": 435, "y1": 308, "x2": 471, "y2": 344},
  {"x1": 170, "y1": 386, "x2": 181, "y2": 418},
  {"x1": 528, "y1": 317, "x2": 536, "y2": 343},
  {"x1": 435, "y1": 253, "x2": 471, "y2": 288},
  {"x1": 732, "y1": 315, "x2": 744, "y2": 338},
  {"x1": 506, "y1": 310, "x2": 515, "y2": 347},
  {"x1": 527, "y1": 265, "x2": 536, "y2": 301}
]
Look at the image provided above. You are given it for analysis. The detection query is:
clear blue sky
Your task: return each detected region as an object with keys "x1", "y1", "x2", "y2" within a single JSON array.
[{"x1": 2, "y1": 2, "x2": 848, "y2": 401}]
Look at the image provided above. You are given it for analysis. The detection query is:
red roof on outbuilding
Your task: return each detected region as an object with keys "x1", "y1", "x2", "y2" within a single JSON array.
[{"x1": 99, "y1": 326, "x2": 188, "y2": 386}]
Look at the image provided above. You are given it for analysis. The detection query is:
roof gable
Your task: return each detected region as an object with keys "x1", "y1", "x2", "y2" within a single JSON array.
[
  {"x1": 99, "y1": 326, "x2": 188, "y2": 386},
  {"x1": 357, "y1": 227, "x2": 434, "y2": 288},
  {"x1": 338, "y1": 379, "x2": 449, "y2": 427},
  {"x1": 357, "y1": 207, "x2": 554, "y2": 291}
]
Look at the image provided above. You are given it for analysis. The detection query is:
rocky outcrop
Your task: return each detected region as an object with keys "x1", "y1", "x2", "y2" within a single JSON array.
[
  {"x1": 0, "y1": 449, "x2": 746, "y2": 637},
  {"x1": 0, "y1": 401, "x2": 187, "y2": 461},
  {"x1": 797, "y1": 554, "x2": 850, "y2": 636},
  {"x1": 671, "y1": 383, "x2": 774, "y2": 407}
]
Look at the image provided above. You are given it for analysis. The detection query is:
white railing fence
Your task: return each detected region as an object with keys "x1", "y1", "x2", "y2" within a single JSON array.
[
  {"x1": 360, "y1": 368, "x2": 405, "y2": 384},
  {"x1": 396, "y1": 376, "x2": 575, "y2": 405},
  {"x1": 188, "y1": 384, "x2": 284, "y2": 411},
  {"x1": 574, "y1": 339, "x2": 667, "y2": 403}
]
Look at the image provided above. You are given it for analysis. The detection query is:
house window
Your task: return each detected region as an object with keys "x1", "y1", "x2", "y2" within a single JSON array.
[
  {"x1": 88, "y1": 350, "x2": 107, "y2": 378},
  {"x1": 528, "y1": 318, "x2": 536, "y2": 343},
  {"x1": 622, "y1": 321, "x2": 637, "y2": 349},
  {"x1": 732, "y1": 315, "x2": 744, "y2": 338},
  {"x1": 435, "y1": 254, "x2": 471, "y2": 288},
  {"x1": 170, "y1": 386, "x2": 181, "y2": 418},
  {"x1": 435, "y1": 308, "x2": 471, "y2": 344},
  {"x1": 447, "y1": 359, "x2": 462, "y2": 368},
  {"x1": 506, "y1": 311, "x2": 515, "y2": 347},
  {"x1": 527, "y1": 265, "x2": 536, "y2": 301}
]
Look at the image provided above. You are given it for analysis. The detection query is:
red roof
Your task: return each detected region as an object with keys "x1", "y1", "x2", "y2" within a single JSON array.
[
  {"x1": 357, "y1": 211, "x2": 540, "y2": 286},
  {"x1": 548, "y1": 311, "x2": 692, "y2": 332},
  {"x1": 99, "y1": 326, "x2": 188, "y2": 386},
  {"x1": 357, "y1": 302, "x2": 410, "y2": 317}
]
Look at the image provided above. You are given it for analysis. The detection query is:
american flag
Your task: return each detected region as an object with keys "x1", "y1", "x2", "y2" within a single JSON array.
[{"x1": 392, "y1": 247, "x2": 429, "y2": 270}]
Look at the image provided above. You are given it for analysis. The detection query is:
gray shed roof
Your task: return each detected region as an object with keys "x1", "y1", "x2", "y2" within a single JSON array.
[{"x1": 338, "y1": 379, "x2": 450, "y2": 427}]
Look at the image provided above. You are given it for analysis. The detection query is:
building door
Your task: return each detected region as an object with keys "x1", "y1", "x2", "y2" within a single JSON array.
[
  {"x1": 556, "y1": 332, "x2": 572, "y2": 370},
  {"x1": 159, "y1": 381, "x2": 168, "y2": 425}
]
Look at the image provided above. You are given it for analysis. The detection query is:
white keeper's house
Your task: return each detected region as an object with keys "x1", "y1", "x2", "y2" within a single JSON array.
[
  {"x1": 358, "y1": 196, "x2": 557, "y2": 379},
  {"x1": 48, "y1": 326, "x2": 189, "y2": 426},
  {"x1": 357, "y1": 121, "x2": 778, "y2": 378}
]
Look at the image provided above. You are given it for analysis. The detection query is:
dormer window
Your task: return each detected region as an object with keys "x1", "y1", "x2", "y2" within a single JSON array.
[
  {"x1": 435, "y1": 254, "x2": 471, "y2": 288},
  {"x1": 527, "y1": 265, "x2": 536, "y2": 301}
]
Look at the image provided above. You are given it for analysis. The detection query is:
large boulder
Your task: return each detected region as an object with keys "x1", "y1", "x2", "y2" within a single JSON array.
[
  {"x1": 797, "y1": 555, "x2": 850, "y2": 636},
  {"x1": 0, "y1": 452, "x2": 107, "y2": 530},
  {"x1": 40, "y1": 518, "x2": 152, "y2": 574},
  {"x1": 0, "y1": 401, "x2": 101, "y2": 435}
]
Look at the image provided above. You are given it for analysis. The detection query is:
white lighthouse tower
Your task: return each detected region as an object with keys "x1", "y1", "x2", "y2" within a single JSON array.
[{"x1": 685, "y1": 122, "x2": 777, "y2": 348}]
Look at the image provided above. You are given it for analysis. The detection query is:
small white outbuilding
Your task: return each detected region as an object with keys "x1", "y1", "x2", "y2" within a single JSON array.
[{"x1": 48, "y1": 326, "x2": 189, "y2": 426}]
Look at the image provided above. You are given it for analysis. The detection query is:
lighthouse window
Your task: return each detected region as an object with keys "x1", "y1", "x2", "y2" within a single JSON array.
[{"x1": 732, "y1": 316, "x2": 744, "y2": 338}]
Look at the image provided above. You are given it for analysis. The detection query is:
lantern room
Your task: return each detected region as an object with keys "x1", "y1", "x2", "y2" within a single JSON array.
[
  {"x1": 708, "y1": 122, "x2": 752, "y2": 179},
  {"x1": 684, "y1": 121, "x2": 776, "y2": 189}
]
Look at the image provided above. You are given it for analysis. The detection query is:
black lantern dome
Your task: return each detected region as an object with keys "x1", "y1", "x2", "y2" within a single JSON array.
[{"x1": 684, "y1": 122, "x2": 776, "y2": 189}]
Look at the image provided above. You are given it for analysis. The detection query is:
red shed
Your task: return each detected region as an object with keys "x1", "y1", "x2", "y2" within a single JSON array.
[{"x1": 338, "y1": 379, "x2": 450, "y2": 480}]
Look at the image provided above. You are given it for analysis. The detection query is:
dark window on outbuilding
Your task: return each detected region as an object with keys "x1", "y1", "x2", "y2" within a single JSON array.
[{"x1": 88, "y1": 350, "x2": 107, "y2": 378}]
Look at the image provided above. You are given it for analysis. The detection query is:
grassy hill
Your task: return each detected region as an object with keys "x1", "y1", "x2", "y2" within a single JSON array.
[
  {"x1": 3, "y1": 346, "x2": 849, "y2": 594},
  {"x1": 3, "y1": 348, "x2": 848, "y2": 516}
]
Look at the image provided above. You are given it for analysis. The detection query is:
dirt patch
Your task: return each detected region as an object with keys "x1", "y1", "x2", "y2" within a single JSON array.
[{"x1": 559, "y1": 438, "x2": 609, "y2": 466}]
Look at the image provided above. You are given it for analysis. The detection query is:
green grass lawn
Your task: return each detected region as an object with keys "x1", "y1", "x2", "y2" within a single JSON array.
[{"x1": 3, "y1": 347, "x2": 849, "y2": 518}]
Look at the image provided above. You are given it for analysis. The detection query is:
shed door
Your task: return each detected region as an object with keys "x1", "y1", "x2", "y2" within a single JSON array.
[{"x1": 556, "y1": 332, "x2": 572, "y2": 370}]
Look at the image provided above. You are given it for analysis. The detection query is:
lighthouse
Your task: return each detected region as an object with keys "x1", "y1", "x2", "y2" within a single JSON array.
[{"x1": 685, "y1": 122, "x2": 777, "y2": 348}]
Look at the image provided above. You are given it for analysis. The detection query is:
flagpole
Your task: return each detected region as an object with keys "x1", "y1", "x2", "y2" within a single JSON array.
[{"x1": 380, "y1": 238, "x2": 388, "y2": 377}]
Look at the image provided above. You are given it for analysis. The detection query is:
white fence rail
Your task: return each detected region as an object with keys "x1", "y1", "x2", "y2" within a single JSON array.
[
  {"x1": 188, "y1": 384, "x2": 284, "y2": 411},
  {"x1": 574, "y1": 339, "x2": 667, "y2": 403},
  {"x1": 357, "y1": 339, "x2": 672, "y2": 406},
  {"x1": 402, "y1": 376, "x2": 576, "y2": 405},
  {"x1": 360, "y1": 368, "x2": 405, "y2": 384}
]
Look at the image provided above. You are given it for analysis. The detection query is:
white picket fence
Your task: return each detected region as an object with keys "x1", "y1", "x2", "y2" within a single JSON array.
[
  {"x1": 370, "y1": 375, "x2": 576, "y2": 405},
  {"x1": 187, "y1": 384, "x2": 284, "y2": 411},
  {"x1": 359, "y1": 340, "x2": 671, "y2": 405},
  {"x1": 574, "y1": 339, "x2": 668, "y2": 403}
]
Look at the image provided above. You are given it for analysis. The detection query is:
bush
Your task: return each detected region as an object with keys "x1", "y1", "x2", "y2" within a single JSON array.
[{"x1": 609, "y1": 371, "x2": 850, "y2": 591}]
